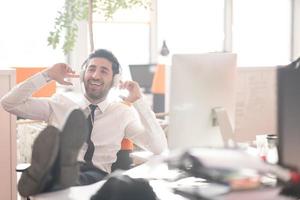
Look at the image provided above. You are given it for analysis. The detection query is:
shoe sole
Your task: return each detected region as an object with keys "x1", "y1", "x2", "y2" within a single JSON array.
[
  {"x1": 58, "y1": 109, "x2": 88, "y2": 187},
  {"x1": 18, "y1": 126, "x2": 60, "y2": 197}
]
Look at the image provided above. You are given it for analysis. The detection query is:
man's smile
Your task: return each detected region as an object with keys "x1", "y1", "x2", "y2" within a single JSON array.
[{"x1": 88, "y1": 80, "x2": 104, "y2": 88}]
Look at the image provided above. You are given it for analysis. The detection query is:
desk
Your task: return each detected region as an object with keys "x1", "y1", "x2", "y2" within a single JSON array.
[
  {"x1": 30, "y1": 181, "x2": 105, "y2": 200},
  {"x1": 31, "y1": 157, "x2": 296, "y2": 200}
]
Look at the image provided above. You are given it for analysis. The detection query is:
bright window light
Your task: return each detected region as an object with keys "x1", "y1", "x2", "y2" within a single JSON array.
[
  {"x1": 0, "y1": 0, "x2": 65, "y2": 68},
  {"x1": 233, "y1": 0, "x2": 292, "y2": 66},
  {"x1": 93, "y1": 22, "x2": 150, "y2": 65},
  {"x1": 93, "y1": 7, "x2": 151, "y2": 65},
  {"x1": 157, "y1": 0, "x2": 225, "y2": 55}
]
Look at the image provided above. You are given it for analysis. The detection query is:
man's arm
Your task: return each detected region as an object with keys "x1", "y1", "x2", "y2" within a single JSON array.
[
  {"x1": 0, "y1": 63, "x2": 78, "y2": 121},
  {"x1": 120, "y1": 80, "x2": 168, "y2": 154}
]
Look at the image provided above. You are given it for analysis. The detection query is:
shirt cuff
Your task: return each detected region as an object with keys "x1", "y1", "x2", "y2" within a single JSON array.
[
  {"x1": 41, "y1": 71, "x2": 52, "y2": 82},
  {"x1": 31, "y1": 72, "x2": 49, "y2": 89},
  {"x1": 132, "y1": 97, "x2": 150, "y2": 112}
]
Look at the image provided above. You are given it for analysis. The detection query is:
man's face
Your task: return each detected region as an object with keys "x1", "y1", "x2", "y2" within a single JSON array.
[{"x1": 83, "y1": 57, "x2": 114, "y2": 102}]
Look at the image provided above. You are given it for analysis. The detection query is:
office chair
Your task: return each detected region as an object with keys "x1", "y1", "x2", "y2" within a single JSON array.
[{"x1": 111, "y1": 138, "x2": 134, "y2": 171}]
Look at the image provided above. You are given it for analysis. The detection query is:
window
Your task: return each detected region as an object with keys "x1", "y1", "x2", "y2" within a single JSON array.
[
  {"x1": 93, "y1": 8, "x2": 151, "y2": 65},
  {"x1": 0, "y1": 0, "x2": 65, "y2": 68},
  {"x1": 232, "y1": 0, "x2": 292, "y2": 66},
  {"x1": 157, "y1": 0, "x2": 225, "y2": 55}
]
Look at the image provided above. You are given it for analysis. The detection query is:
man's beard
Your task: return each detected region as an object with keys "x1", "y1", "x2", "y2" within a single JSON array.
[{"x1": 85, "y1": 89, "x2": 108, "y2": 101}]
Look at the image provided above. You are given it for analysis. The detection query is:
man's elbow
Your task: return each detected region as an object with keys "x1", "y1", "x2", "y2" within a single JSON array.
[
  {"x1": 1, "y1": 97, "x2": 14, "y2": 113},
  {"x1": 151, "y1": 143, "x2": 169, "y2": 155}
]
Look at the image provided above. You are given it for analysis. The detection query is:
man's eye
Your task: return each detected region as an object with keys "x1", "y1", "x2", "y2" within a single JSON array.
[{"x1": 87, "y1": 68, "x2": 95, "y2": 72}]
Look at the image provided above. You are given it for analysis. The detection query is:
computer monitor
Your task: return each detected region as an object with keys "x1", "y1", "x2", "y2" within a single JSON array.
[
  {"x1": 277, "y1": 61, "x2": 300, "y2": 170},
  {"x1": 168, "y1": 53, "x2": 237, "y2": 149},
  {"x1": 128, "y1": 64, "x2": 156, "y2": 94}
]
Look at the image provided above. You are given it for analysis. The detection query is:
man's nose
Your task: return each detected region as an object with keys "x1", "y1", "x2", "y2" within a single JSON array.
[{"x1": 91, "y1": 69, "x2": 101, "y2": 79}]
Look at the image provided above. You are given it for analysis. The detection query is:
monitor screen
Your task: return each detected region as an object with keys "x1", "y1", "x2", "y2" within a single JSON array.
[
  {"x1": 168, "y1": 53, "x2": 237, "y2": 149},
  {"x1": 277, "y1": 64, "x2": 300, "y2": 170},
  {"x1": 129, "y1": 64, "x2": 156, "y2": 93}
]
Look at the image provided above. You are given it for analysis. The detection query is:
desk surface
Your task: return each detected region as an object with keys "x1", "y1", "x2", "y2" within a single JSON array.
[{"x1": 31, "y1": 159, "x2": 296, "y2": 200}]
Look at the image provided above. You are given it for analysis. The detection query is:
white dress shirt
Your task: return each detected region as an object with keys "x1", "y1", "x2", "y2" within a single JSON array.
[{"x1": 1, "y1": 72, "x2": 168, "y2": 173}]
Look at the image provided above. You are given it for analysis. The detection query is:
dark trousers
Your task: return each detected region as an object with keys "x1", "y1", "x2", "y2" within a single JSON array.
[
  {"x1": 78, "y1": 162, "x2": 108, "y2": 185},
  {"x1": 43, "y1": 161, "x2": 108, "y2": 192}
]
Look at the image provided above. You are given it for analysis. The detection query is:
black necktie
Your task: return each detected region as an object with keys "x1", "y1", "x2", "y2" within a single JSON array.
[{"x1": 84, "y1": 104, "x2": 97, "y2": 163}]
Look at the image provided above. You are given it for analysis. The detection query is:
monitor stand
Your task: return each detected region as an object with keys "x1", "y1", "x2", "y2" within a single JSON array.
[{"x1": 212, "y1": 107, "x2": 235, "y2": 147}]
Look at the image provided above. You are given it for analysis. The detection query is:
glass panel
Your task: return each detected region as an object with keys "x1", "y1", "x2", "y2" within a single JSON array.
[
  {"x1": 0, "y1": 0, "x2": 65, "y2": 67},
  {"x1": 93, "y1": 22, "x2": 150, "y2": 65},
  {"x1": 93, "y1": 6, "x2": 150, "y2": 22},
  {"x1": 157, "y1": 0, "x2": 225, "y2": 54},
  {"x1": 233, "y1": 0, "x2": 291, "y2": 66}
]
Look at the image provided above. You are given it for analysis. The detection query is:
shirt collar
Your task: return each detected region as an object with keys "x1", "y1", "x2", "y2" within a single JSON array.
[
  {"x1": 77, "y1": 94, "x2": 110, "y2": 113},
  {"x1": 95, "y1": 98, "x2": 110, "y2": 113}
]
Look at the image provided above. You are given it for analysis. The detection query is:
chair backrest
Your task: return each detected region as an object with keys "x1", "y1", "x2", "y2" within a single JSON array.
[{"x1": 111, "y1": 138, "x2": 133, "y2": 171}]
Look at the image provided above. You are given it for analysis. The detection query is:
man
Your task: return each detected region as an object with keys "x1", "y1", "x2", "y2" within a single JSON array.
[{"x1": 1, "y1": 49, "x2": 168, "y2": 196}]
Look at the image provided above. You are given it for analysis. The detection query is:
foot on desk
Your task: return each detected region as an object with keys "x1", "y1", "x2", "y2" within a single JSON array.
[
  {"x1": 57, "y1": 109, "x2": 88, "y2": 188},
  {"x1": 18, "y1": 126, "x2": 60, "y2": 197}
]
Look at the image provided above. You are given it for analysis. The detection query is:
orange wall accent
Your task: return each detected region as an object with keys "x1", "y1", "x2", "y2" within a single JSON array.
[
  {"x1": 15, "y1": 67, "x2": 56, "y2": 97},
  {"x1": 151, "y1": 64, "x2": 165, "y2": 94}
]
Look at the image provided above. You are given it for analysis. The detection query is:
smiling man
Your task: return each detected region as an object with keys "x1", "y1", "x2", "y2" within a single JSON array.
[
  {"x1": 83, "y1": 57, "x2": 114, "y2": 102},
  {"x1": 1, "y1": 49, "x2": 168, "y2": 196}
]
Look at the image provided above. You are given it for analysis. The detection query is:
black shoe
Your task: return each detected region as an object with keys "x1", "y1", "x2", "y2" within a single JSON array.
[
  {"x1": 58, "y1": 109, "x2": 88, "y2": 188},
  {"x1": 18, "y1": 126, "x2": 60, "y2": 197}
]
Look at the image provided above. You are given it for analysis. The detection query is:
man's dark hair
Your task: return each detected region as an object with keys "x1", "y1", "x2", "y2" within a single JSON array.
[{"x1": 82, "y1": 49, "x2": 120, "y2": 75}]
